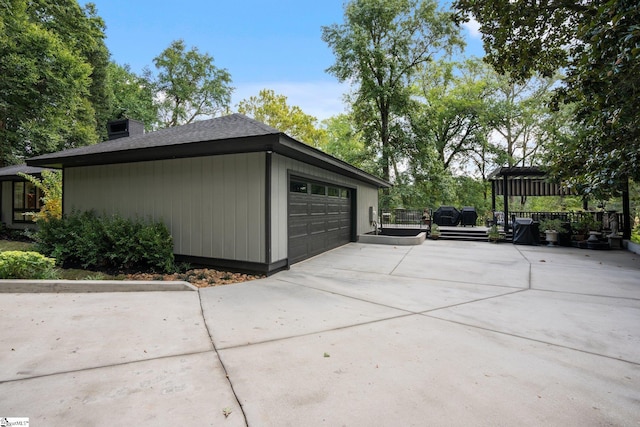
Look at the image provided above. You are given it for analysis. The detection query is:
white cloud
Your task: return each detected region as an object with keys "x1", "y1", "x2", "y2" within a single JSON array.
[
  {"x1": 231, "y1": 81, "x2": 351, "y2": 122},
  {"x1": 463, "y1": 17, "x2": 482, "y2": 38}
]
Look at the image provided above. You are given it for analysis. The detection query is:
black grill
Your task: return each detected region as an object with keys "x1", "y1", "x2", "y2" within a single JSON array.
[
  {"x1": 433, "y1": 206, "x2": 461, "y2": 226},
  {"x1": 460, "y1": 207, "x2": 478, "y2": 226},
  {"x1": 513, "y1": 217, "x2": 540, "y2": 245}
]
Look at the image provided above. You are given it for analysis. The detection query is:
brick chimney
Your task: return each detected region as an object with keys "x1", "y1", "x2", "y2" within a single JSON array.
[{"x1": 106, "y1": 119, "x2": 144, "y2": 140}]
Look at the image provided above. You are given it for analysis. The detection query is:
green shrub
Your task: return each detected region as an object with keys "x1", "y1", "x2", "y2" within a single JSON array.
[
  {"x1": 632, "y1": 225, "x2": 640, "y2": 244},
  {"x1": 36, "y1": 211, "x2": 175, "y2": 273},
  {"x1": 0, "y1": 251, "x2": 58, "y2": 279}
]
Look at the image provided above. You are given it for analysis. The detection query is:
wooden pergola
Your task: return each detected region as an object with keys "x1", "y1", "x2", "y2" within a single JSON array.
[{"x1": 487, "y1": 166, "x2": 631, "y2": 239}]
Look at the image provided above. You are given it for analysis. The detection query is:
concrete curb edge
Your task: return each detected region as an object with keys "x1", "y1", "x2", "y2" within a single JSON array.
[{"x1": 0, "y1": 279, "x2": 197, "y2": 293}]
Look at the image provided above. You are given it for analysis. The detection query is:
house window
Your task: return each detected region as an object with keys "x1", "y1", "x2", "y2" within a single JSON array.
[
  {"x1": 311, "y1": 184, "x2": 326, "y2": 196},
  {"x1": 328, "y1": 187, "x2": 340, "y2": 197},
  {"x1": 290, "y1": 181, "x2": 308, "y2": 193},
  {"x1": 340, "y1": 189, "x2": 350, "y2": 198},
  {"x1": 13, "y1": 181, "x2": 42, "y2": 222}
]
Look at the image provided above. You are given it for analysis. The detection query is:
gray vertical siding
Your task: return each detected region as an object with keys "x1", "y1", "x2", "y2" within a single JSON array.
[
  {"x1": 270, "y1": 153, "x2": 379, "y2": 262},
  {"x1": 64, "y1": 153, "x2": 266, "y2": 263}
]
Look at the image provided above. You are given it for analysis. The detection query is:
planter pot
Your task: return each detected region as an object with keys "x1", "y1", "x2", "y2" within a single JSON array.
[
  {"x1": 544, "y1": 230, "x2": 559, "y2": 247},
  {"x1": 587, "y1": 231, "x2": 601, "y2": 242},
  {"x1": 430, "y1": 235, "x2": 441, "y2": 240}
]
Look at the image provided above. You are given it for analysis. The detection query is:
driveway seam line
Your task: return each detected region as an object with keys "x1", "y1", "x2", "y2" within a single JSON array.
[
  {"x1": 418, "y1": 288, "x2": 530, "y2": 314},
  {"x1": 215, "y1": 313, "x2": 418, "y2": 351},
  {"x1": 287, "y1": 269, "x2": 526, "y2": 291},
  {"x1": 197, "y1": 289, "x2": 249, "y2": 426},
  {"x1": 0, "y1": 349, "x2": 216, "y2": 385},
  {"x1": 389, "y1": 245, "x2": 414, "y2": 275},
  {"x1": 389, "y1": 272, "x2": 527, "y2": 290},
  {"x1": 512, "y1": 245, "x2": 534, "y2": 290},
  {"x1": 273, "y1": 277, "x2": 417, "y2": 314},
  {"x1": 278, "y1": 276, "x2": 528, "y2": 317},
  {"x1": 527, "y1": 287, "x2": 640, "y2": 301},
  {"x1": 422, "y1": 314, "x2": 640, "y2": 367}
]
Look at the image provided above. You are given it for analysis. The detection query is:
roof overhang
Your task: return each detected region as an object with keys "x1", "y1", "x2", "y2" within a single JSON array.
[
  {"x1": 487, "y1": 166, "x2": 547, "y2": 180},
  {"x1": 27, "y1": 134, "x2": 391, "y2": 189},
  {"x1": 0, "y1": 164, "x2": 49, "y2": 181},
  {"x1": 487, "y1": 166, "x2": 576, "y2": 197}
]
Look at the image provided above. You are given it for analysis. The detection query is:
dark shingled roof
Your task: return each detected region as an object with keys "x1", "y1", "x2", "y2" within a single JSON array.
[
  {"x1": 29, "y1": 114, "x2": 281, "y2": 161},
  {"x1": 0, "y1": 164, "x2": 49, "y2": 181},
  {"x1": 27, "y1": 114, "x2": 390, "y2": 188}
]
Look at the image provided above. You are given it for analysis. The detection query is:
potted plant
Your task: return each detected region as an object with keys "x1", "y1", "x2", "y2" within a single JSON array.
[
  {"x1": 430, "y1": 223, "x2": 441, "y2": 239},
  {"x1": 539, "y1": 218, "x2": 564, "y2": 246},
  {"x1": 571, "y1": 220, "x2": 585, "y2": 241},
  {"x1": 487, "y1": 224, "x2": 500, "y2": 243},
  {"x1": 573, "y1": 215, "x2": 599, "y2": 241}
]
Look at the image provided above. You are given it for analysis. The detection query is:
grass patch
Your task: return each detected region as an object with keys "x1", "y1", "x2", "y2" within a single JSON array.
[
  {"x1": 0, "y1": 240, "x2": 37, "y2": 252},
  {"x1": 57, "y1": 268, "x2": 122, "y2": 281},
  {"x1": 0, "y1": 240, "x2": 121, "y2": 280}
]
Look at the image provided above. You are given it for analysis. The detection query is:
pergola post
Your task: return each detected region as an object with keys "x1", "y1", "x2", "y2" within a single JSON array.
[
  {"x1": 491, "y1": 180, "x2": 496, "y2": 211},
  {"x1": 622, "y1": 176, "x2": 631, "y2": 239},
  {"x1": 502, "y1": 173, "x2": 509, "y2": 233}
]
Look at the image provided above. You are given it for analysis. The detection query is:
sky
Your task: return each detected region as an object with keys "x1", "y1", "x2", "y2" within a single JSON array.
[{"x1": 86, "y1": 0, "x2": 484, "y2": 121}]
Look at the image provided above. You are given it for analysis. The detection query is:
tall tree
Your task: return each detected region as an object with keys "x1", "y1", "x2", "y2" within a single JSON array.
[
  {"x1": 454, "y1": 0, "x2": 640, "y2": 190},
  {"x1": 322, "y1": 0, "x2": 463, "y2": 182},
  {"x1": 321, "y1": 114, "x2": 378, "y2": 173},
  {"x1": 0, "y1": 0, "x2": 107, "y2": 165},
  {"x1": 411, "y1": 58, "x2": 492, "y2": 172},
  {"x1": 106, "y1": 62, "x2": 158, "y2": 131},
  {"x1": 154, "y1": 39, "x2": 233, "y2": 127},
  {"x1": 237, "y1": 89, "x2": 326, "y2": 148},
  {"x1": 27, "y1": 0, "x2": 111, "y2": 140},
  {"x1": 484, "y1": 73, "x2": 557, "y2": 168}
]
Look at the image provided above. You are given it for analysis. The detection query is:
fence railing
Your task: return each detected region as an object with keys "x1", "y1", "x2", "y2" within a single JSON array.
[
  {"x1": 509, "y1": 211, "x2": 624, "y2": 232},
  {"x1": 380, "y1": 209, "x2": 428, "y2": 227},
  {"x1": 380, "y1": 208, "x2": 625, "y2": 233}
]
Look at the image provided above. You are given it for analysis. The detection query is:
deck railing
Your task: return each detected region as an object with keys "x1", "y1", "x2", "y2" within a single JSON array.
[
  {"x1": 509, "y1": 211, "x2": 624, "y2": 232},
  {"x1": 380, "y1": 209, "x2": 428, "y2": 227},
  {"x1": 380, "y1": 208, "x2": 624, "y2": 233}
]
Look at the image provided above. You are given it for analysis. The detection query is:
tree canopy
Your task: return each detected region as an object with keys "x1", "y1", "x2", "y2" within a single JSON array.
[
  {"x1": 0, "y1": 0, "x2": 108, "y2": 165},
  {"x1": 454, "y1": 0, "x2": 640, "y2": 191},
  {"x1": 154, "y1": 39, "x2": 233, "y2": 127},
  {"x1": 322, "y1": 0, "x2": 463, "y2": 182},
  {"x1": 237, "y1": 89, "x2": 326, "y2": 148},
  {"x1": 106, "y1": 62, "x2": 158, "y2": 132},
  {"x1": 411, "y1": 59, "x2": 493, "y2": 172},
  {"x1": 321, "y1": 114, "x2": 378, "y2": 173}
]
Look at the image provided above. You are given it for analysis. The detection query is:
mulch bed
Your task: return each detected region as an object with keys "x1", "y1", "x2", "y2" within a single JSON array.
[{"x1": 125, "y1": 268, "x2": 264, "y2": 288}]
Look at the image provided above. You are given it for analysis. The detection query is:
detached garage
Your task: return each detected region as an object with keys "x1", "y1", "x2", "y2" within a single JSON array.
[{"x1": 27, "y1": 114, "x2": 389, "y2": 274}]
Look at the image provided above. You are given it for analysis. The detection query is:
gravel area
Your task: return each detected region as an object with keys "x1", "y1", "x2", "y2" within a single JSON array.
[{"x1": 126, "y1": 268, "x2": 264, "y2": 288}]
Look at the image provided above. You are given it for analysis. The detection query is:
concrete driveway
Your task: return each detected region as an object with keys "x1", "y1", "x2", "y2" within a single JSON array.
[{"x1": 1, "y1": 241, "x2": 639, "y2": 426}]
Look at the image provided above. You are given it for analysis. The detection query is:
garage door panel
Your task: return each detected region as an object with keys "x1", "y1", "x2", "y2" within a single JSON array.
[
  {"x1": 309, "y1": 220, "x2": 327, "y2": 234},
  {"x1": 326, "y1": 219, "x2": 340, "y2": 232},
  {"x1": 308, "y1": 238, "x2": 327, "y2": 254},
  {"x1": 288, "y1": 223, "x2": 308, "y2": 239},
  {"x1": 289, "y1": 239, "x2": 308, "y2": 259},
  {"x1": 310, "y1": 203, "x2": 326, "y2": 215},
  {"x1": 288, "y1": 178, "x2": 352, "y2": 264}
]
